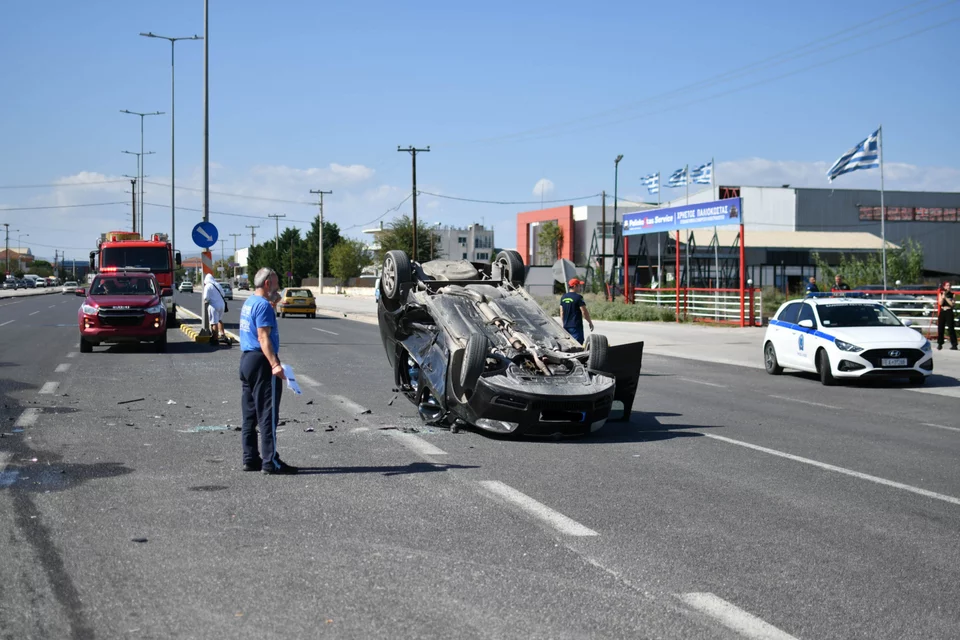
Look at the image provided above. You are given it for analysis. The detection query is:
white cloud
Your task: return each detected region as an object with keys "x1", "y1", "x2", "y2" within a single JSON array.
[
  {"x1": 249, "y1": 163, "x2": 375, "y2": 186},
  {"x1": 532, "y1": 178, "x2": 555, "y2": 197},
  {"x1": 717, "y1": 158, "x2": 960, "y2": 192}
]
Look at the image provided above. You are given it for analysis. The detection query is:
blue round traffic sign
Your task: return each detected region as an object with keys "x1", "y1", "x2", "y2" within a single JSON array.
[{"x1": 192, "y1": 221, "x2": 219, "y2": 249}]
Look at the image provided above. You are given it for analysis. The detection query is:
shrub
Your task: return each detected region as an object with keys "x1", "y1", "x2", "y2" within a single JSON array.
[{"x1": 535, "y1": 293, "x2": 676, "y2": 322}]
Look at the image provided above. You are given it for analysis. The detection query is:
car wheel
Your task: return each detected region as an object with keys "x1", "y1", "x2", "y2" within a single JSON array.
[
  {"x1": 382, "y1": 250, "x2": 412, "y2": 305},
  {"x1": 494, "y1": 250, "x2": 526, "y2": 288},
  {"x1": 818, "y1": 349, "x2": 836, "y2": 386},
  {"x1": 155, "y1": 335, "x2": 167, "y2": 353},
  {"x1": 79, "y1": 337, "x2": 93, "y2": 353},
  {"x1": 460, "y1": 333, "x2": 488, "y2": 392},
  {"x1": 764, "y1": 341, "x2": 783, "y2": 375},
  {"x1": 586, "y1": 333, "x2": 609, "y2": 371}
]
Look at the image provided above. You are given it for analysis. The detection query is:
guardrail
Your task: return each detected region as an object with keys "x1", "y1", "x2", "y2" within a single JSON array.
[{"x1": 628, "y1": 287, "x2": 764, "y2": 327}]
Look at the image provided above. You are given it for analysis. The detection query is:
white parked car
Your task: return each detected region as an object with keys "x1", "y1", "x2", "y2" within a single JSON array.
[
  {"x1": 763, "y1": 297, "x2": 933, "y2": 386},
  {"x1": 62, "y1": 281, "x2": 79, "y2": 294},
  {"x1": 34, "y1": 278, "x2": 46, "y2": 288}
]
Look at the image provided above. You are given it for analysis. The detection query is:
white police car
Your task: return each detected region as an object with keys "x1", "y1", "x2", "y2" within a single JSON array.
[{"x1": 763, "y1": 297, "x2": 933, "y2": 385}]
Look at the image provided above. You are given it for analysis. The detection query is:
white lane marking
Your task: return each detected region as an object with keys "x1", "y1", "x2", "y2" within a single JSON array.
[
  {"x1": 298, "y1": 374, "x2": 321, "y2": 387},
  {"x1": 29, "y1": 311, "x2": 39, "y2": 316},
  {"x1": 15, "y1": 408, "x2": 40, "y2": 428},
  {"x1": 478, "y1": 480, "x2": 598, "y2": 537},
  {"x1": 55, "y1": 364, "x2": 71, "y2": 373},
  {"x1": 679, "y1": 377, "x2": 727, "y2": 388},
  {"x1": 679, "y1": 593, "x2": 798, "y2": 640},
  {"x1": 386, "y1": 431, "x2": 447, "y2": 456},
  {"x1": 351, "y1": 427, "x2": 370, "y2": 433},
  {"x1": 768, "y1": 394, "x2": 840, "y2": 410},
  {"x1": 38, "y1": 381, "x2": 59, "y2": 395},
  {"x1": 48, "y1": 305, "x2": 56, "y2": 309},
  {"x1": 704, "y1": 433, "x2": 960, "y2": 507},
  {"x1": 0, "y1": 320, "x2": 14, "y2": 327},
  {"x1": 312, "y1": 327, "x2": 339, "y2": 336},
  {"x1": 66, "y1": 352, "x2": 78, "y2": 358},
  {"x1": 922, "y1": 422, "x2": 960, "y2": 433},
  {"x1": 330, "y1": 394, "x2": 369, "y2": 415}
]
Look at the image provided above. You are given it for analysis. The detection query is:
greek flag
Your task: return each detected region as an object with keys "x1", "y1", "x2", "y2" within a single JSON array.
[
  {"x1": 667, "y1": 167, "x2": 687, "y2": 188},
  {"x1": 827, "y1": 129, "x2": 880, "y2": 182},
  {"x1": 640, "y1": 172, "x2": 659, "y2": 194},
  {"x1": 690, "y1": 161, "x2": 712, "y2": 185}
]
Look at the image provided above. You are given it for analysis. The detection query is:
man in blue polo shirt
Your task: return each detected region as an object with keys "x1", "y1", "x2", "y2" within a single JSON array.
[
  {"x1": 239, "y1": 267, "x2": 297, "y2": 475},
  {"x1": 560, "y1": 278, "x2": 594, "y2": 344}
]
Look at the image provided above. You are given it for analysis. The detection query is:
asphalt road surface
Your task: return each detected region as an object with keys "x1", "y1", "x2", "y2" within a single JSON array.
[{"x1": 1, "y1": 291, "x2": 958, "y2": 639}]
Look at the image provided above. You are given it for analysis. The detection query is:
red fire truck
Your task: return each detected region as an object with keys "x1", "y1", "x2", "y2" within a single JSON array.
[{"x1": 89, "y1": 231, "x2": 182, "y2": 328}]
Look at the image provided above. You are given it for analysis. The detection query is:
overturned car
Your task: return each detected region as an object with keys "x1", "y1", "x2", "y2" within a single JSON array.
[{"x1": 377, "y1": 249, "x2": 643, "y2": 436}]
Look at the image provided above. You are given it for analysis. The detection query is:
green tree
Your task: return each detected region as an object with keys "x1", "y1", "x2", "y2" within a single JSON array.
[
  {"x1": 29, "y1": 259, "x2": 54, "y2": 277},
  {"x1": 537, "y1": 221, "x2": 562, "y2": 265},
  {"x1": 328, "y1": 239, "x2": 371, "y2": 286},
  {"x1": 375, "y1": 215, "x2": 438, "y2": 265},
  {"x1": 812, "y1": 237, "x2": 925, "y2": 288}
]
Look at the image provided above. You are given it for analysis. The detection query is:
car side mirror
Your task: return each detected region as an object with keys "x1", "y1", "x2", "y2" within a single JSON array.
[
  {"x1": 903, "y1": 319, "x2": 913, "y2": 327},
  {"x1": 175, "y1": 251, "x2": 182, "y2": 267},
  {"x1": 75, "y1": 288, "x2": 86, "y2": 297},
  {"x1": 160, "y1": 288, "x2": 173, "y2": 298},
  {"x1": 798, "y1": 319, "x2": 814, "y2": 329}
]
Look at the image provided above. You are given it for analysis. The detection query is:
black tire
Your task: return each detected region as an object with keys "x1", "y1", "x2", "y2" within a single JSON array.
[
  {"x1": 79, "y1": 337, "x2": 93, "y2": 353},
  {"x1": 382, "y1": 250, "x2": 412, "y2": 302},
  {"x1": 764, "y1": 341, "x2": 783, "y2": 375},
  {"x1": 460, "y1": 333, "x2": 488, "y2": 392},
  {"x1": 495, "y1": 250, "x2": 525, "y2": 288},
  {"x1": 818, "y1": 349, "x2": 836, "y2": 386},
  {"x1": 586, "y1": 333, "x2": 609, "y2": 371},
  {"x1": 155, "y1": 335, "x2": 167, "y2": 353}
]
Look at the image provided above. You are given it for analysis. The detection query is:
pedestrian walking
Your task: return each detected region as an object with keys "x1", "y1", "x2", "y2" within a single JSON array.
[
  {"x1": 937, "y1": 280, "x2": 958, "y2": 351},
  {"x1": 239, "y1": 267, "x2": 298, "y2": 474},
  {"x1": 203, "y1": 273, "x2": 228, "y2": 346},
  {"x1": 560, "y1": 278, "x2": 594, "y2": 344}
]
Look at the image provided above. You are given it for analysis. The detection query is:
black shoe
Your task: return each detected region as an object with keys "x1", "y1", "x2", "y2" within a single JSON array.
[
  {"x1": 262, "y1": 461, "x2": 298, "y2": 475},
  {"x1": 951, "y1": 346, "x2": 959, "y2": 351},
  {"x1": 242, "y1": 459, "x2": 263, "y2": 472},
  {"x1": 937, "y1": 344, "x2": 943, "y2": 350}
]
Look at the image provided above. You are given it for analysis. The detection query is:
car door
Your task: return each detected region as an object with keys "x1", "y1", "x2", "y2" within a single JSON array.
[
  {"x1": 772, "y1": 302, "x2": 803, "y2": 367},
  {"x1": 794, "y1": 302, "x2": 819, "y2": 372}
]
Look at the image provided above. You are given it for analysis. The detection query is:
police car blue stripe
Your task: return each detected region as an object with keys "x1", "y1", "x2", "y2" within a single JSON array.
[{"x1": 768, "y1": 318, "x2": 837, "y2": 343}]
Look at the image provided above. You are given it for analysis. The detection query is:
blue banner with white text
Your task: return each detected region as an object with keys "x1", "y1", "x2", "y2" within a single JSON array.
[{"x1": 622, "y1": 197, "x2": 743, "y2": 236}]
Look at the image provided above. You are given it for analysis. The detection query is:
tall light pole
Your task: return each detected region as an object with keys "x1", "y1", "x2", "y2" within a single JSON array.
[
  {"x1": 2, "y1": 223, "x2": 10, "y2": 274},
  {"x1": 310, "y1": 189, "x2": 332, "y2": 293},
  {"x1": 120, "y1": 109, "x2": 164, "y2": 232},
  {"x1": 613, "y1": 154, "x2": 624, "y2": 287},
  {"x1": 16, "y1": 233, "x2": 28, "y2": 272},
  {"x1": 398, "y1": 146, "x2": 430, "y2": 261},
  {"x1": 140, "y1": 32, "x2": 202, "y2": 268}
]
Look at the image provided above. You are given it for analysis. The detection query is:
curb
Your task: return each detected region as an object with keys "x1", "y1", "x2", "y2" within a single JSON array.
[
  {"x1": 179, "y1": 321, "x2": 211, "y2": 343},
  {"x1": 178, "y1": 306, "x2": 240, "y2": 343}
]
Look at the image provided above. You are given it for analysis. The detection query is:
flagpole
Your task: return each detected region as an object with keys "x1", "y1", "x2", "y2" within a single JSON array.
[
  {"x1": 685, "y1": 164, "x2": 690, "y2": 289},
  {"x1": 712, "y1": 158, "x2": 720, "y2": 306},
  {"x1": 879, "y1": 125, "x2": 887, "y2": 291}
]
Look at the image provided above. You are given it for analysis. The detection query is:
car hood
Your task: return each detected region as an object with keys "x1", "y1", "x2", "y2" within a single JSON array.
[
  {"x1": 86, "y1": 294, "x2": 161, "y2": 308},
  {"x1": 825, "y1": 326, "x2": 927, "y2": 347}
]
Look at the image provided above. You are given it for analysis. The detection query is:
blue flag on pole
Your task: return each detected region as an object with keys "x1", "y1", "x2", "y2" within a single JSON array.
[
  {"x1": 690, "y1": 161, "x2": 712, "y2": 185},
  {"x1": 827, "y1": 129, "x2": 880, "y2": 182},
  {"x1": 667, "y1": 167, "x2": 687, "y2": 188},
  {"x1": 640, "y1": 172, "x2": 659, "y2": 194}
]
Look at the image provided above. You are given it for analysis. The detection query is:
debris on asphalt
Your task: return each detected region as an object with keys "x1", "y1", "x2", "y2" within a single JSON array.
[
  {"x1": 179, "y1": 425, "x2": 231, "y2": 433},
  {"x1": 387, "y1": 394, "x2": 398, "y2": 406},
  {"x1": 131, "y1": 538, "x2": 148, "y2": 543},
  {"x1": 118, "y1": 398, "x2": 145, "y2": 405},
  {"x1": 166, "y1": 400, "x2": 177, "y2": 405},
  {"x1": 324, "y1": 425, "x2": 336, "y2": 432},
  {"x1": 306, "y1": 400, "x2": 314, "y2": 405},
  {"x1": 359, "y1": 409, "x2": 372, "y2": 415},
  {"x1": 125, "y1": 423, "x2": 135, "y2": 427},
  {"x1": 303, "y1": 427, "x2": 315, "y2": 432}
]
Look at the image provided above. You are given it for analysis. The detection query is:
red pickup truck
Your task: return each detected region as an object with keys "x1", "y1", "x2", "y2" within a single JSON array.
[{"x1": 77, "y1": 270, "x2": 172, "y2": 353}]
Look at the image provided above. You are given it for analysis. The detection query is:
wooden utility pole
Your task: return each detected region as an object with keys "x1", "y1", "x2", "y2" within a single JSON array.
[
  {"x1": 309, "y1": 189, "x2": 332, "y2": 293},
  {"x1": 229, "y1": 233, "x2": 242, "y2": 283},
  {"x1": 245, "y1": 225, "x2": 259, "y2": 247},
  {"x1": 600, "y1": 190, "x2": 606, "y2": 294},
  {"x1": 268, "y1": 214, "x2": 285, "y2": 251},
  {"x1": 397, "y1": 146, "x2": 430, "y2": 261}
]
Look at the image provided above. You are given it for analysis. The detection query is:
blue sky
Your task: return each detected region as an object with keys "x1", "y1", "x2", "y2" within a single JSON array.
[{"x1": 2, "y1": 0, "x2": 958, "y2": 262}]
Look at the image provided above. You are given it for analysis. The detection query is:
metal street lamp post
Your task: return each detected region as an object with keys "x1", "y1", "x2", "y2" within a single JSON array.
[
  {"x1": 140, "y1": 32, "x2": 202, "y2": 263},
  {"x1": 120, "y1": 109, "x2": 164, "y2": 233},
  {"x1": 613, "y1": 154, "x2": 623, "y2": 288}
]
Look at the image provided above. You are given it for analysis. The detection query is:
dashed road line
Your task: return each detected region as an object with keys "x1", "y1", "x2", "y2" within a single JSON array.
[
  {"x1": 330, "y1": 394, "x2": 369, "y2": 415},
  {"x1": 66, "y1": 352, "x2": 78, "y2": 358},
  {"x1": 478, "y1": 480, "x2": 599, "y2": 537},
  {"x1": 38, "y1": 381, "x2": 60, "y2": 395},
  {"x1": 679, "y1": 377, "x2": 727, "y2": 388},
  {"x1": 312, "y1": 327, "x2": 339, "y2": 336},
  {"x1": 351, "y1": 427, "x2": 370, "y2": 433},
  {"x1": 768, "y1": 394, "x2": 840, "y2": 410},
  {"x1": 704, "y1": 433, "x2": 960, "y2": 507},
  {"x1": 48, "y1": 305, "x2": 56, "y2": 309},
  {"x1": 922, "y1": 422, "x2": 960, "y2": 433},
  {"x1": 679, "y1": 593, "x2": 798, "y2": 640},
  {"x1": 55, "y1": 363, "x2": 71, "y2": 373},
  {"x1": 29, "y1": 311, "x2": 39, "y2": 316},
  {"x1": 14, "y1": 408, "x2": 40, "y2": 428},
  {"x1": 386, "y1": 431, "x2": 448, "y2": 456},
  {"x1": 0, "y1": 319, "x2": 14, "y2": 327},
  {"x1": 298, "y1": 374, "x2": 321, "y2": 387}
]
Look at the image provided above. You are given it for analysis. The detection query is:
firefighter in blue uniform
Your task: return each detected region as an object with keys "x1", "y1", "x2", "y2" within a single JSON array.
[{"x1": 560, "y1": 278, "x2": 594, "y2": 344}]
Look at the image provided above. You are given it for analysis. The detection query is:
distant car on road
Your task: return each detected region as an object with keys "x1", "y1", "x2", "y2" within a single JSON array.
[
  {"x1": 77, "y1": 271, "x2": 172, "y2": 353},
  {"x1": 218, "y1": 281, "x2": 233, "y2": 300},
  {"x1": 277, "y1": 288, "x2": 316, "y2": 318},
  {"x1": 33, "y1": 278, "x2": 46, "y2": 288},
  {"x1": 763, "y1": 297, "x2": 932, "y2": 386},
  {"x1": 21, "y1": 278, "x2": 35, "y2": 289},
  {"x1": 178, "y1": 281, "x2": 194, "y2": 293},
  {"x1": 2, "y1": 277, "x2": 18, "y2": 290},
  {"x1": 62, "y1": 281, "x2": 79, "y2": 294},
  {"x1": 237, "y1": 280, "x2": 249, "y2": 291}
]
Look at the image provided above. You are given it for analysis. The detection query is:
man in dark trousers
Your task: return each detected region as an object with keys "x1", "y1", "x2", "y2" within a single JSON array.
[
  {"x1": 937, "y1": 280, "x2": 957, "y2": 351},
  {"x1": 560, "y1": 278, "x2": 594, "y2": 344},
  {"x1": 239, "y1": 267, "x2": 298, "y2": 474}
]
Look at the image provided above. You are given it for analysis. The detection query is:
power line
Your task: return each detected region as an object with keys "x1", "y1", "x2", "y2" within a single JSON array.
[
  {"x1": 417, "y1": 190, "x2": 602, "y2": 205},
  {"x1": 0, "y1": 201, "x2": 128, "y2": 212},
  {"x1": 141, "y1": 201, "x2": 315, "y2": 224},
  {"x1": 0, "y1": 179, "x2": 129, "y2": 190},
  {"x1": 144, "y1": 180, "x2": 316, "y2": 205},
  {"x1": 342, "y1": 193, "x2": 413, "y2": 231}
]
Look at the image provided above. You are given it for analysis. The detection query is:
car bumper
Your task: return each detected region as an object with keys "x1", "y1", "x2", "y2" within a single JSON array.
[
  {"x1": 832, "y1": 348, "x2": 933, "y2": 378},
  {"x1": 79, "y1": 316, "x2": 166, "y2": 344},
  {"x1": 279, "y1": 306, "x2": 316, "y2": 315}
]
